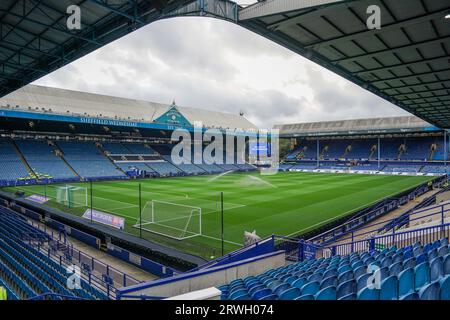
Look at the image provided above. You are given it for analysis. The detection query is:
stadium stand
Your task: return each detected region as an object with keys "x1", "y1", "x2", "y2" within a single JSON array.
[
  {"x1": 56, "y1": 141, "x2": 126, "y2": 180},
  {"x1": 15, "y1": 140, "x2": 78, "y2": 181},
  {"x1": 0, "y1": 205, "x2": 109, "y2": 300},
  {"x1": 217, "y1": 238, "x2": 450, "y2": 300},
  {"x1": 0, "y1": 139, "x2": 31, "y2": 185}
]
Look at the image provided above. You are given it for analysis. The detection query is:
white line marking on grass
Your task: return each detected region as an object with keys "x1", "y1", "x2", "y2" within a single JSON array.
[
  {"x1": 283, "y1": 178, "x2": 433, "y2": 238},
  {"x1": 200, "y1": 234, "x2": 242, "y2": 247}
]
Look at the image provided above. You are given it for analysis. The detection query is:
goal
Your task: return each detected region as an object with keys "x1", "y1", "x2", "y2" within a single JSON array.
[
  {"x1": 53, "y1": 185, "x2": 88, "y2": 208},
  {"x1": 134, "y1": 200, "x2": 202, "y2": 240}
]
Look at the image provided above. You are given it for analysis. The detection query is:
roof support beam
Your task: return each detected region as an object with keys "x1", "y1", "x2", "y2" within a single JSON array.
[
  {"x1": 87, "y1": 0, "x2": 146, "y2": 25},
  {"x1": 0, "y1": 9, "x2": 101, "y2": 45},
  {"x1": 305, "y1": 7, "x2": 450, "y2": 50},
  {"x1": 355, "y1": 56, "x2": 450, "y2": 77},
  {"x1": 371, "y1": 68, "x2": 450, "y2": 85},
  {"x1": 332, "y1": 36, "x2": 450, "y2": 65}
]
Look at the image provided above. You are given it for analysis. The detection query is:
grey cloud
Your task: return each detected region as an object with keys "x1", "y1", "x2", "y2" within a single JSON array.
[{"x1": 34, "y1": 15, "x2": 411, "y2": 130}]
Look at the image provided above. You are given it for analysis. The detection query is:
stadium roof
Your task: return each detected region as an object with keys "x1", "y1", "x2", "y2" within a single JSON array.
[
  {"x1": 274, "y1": 115, "x2": 440, "y2": 137},
  {"x1": 238, "y1": 0, "x2": 450, "y2": 129},
  {"x1": 0, "y1": 84, "x2": 257, "y2": 130},
  {"x1": 0, "y1": 0, "x2": 195, "y2": 97},
  {"x1": 1, "y1": 0, "x2": 449, "y2": 129}
]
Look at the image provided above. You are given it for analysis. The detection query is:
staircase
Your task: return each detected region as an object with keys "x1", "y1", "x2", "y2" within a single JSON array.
[
  {"x1": 397, "y1": 144, "x2": 406, "y2": 160},
  {"x1": 11, "y1": 139, "x2": 37, "y2": 178},
  {"x1": 51, "y1": 141, "x2": 81, "y2": 179},
  {"x1": 342, "y1": 145, "x2": 351, "y2": 158},
  {"x1": 95, "y1": 142, "x2": 127, "y2": 175},
  {"x1": 368, "y1": 145, "x2": 377, "y2": 160},
  {"x1": 296, "y1": 147, "x2": 306, "y2": 160},
  {"x1": 429, "y1": 144, "x2": 437, "y2": 161},
  {"x1": 320, "y1": 146, "x2": 328, "y2": 160}
]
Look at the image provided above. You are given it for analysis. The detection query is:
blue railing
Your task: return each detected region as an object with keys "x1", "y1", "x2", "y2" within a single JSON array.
[{"x1": 322, "y1": 201, "x2": 450, "y2": 257}]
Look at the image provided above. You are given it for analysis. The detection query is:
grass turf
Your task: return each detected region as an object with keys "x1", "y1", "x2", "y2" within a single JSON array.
[{"x1": 4, "y1": 171, "x2": 433, "y2": 260}]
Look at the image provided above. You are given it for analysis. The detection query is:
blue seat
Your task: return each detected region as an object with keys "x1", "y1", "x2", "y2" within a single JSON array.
[
  {"x1": 444, "y1": 254, "x2": 450, "y2": 274},
  {"x1": 418, "y1": 281, "x2": 440, "y2": 300},
  {"x1": 428, "y1": 249, "x2": 438, "y2": 261},
  {"x1": 413, "y1": 246, "x2": 423, "y2": 256},
  {"x1": 295, "y1": 294, "x2": 314, "y2": 300},
  {"x1": 378, "y1": 267, "x2": 389, "y2": 282},
  {"x1": 229, "y1": 289, "x2": 247, "y2": 300},
  {"x1": 268, "y1": 280, "x2": 282, "y2": 290},
  {"x1": 380, "y1": 276, "x2": 398, "y2": 300},
  {"x1": 389, "y1": 261, "x2": 403, "y2": 277},
  {"x1": 351, "y1": 260, "x2": 363, "y2": 270},
  {"x1": 403, "y1": 257, "x2": 416, "y2": 269},
  {"x1": 400, "y1": 292, "x2": 419, "y2": 300},
  {"x1": 356, "y1": 274, "x2": 370, "y2": 292},
  {"x1": 353, "y1": 266, "x2": 366, "y2": 280},
  {"x1": 381, "y1": 256, "x2": 393, "y2": 268},
  {"x1": 440, "y1": 275, "x2": 450, "y2": 300},
  {"x1": 337, "y1": 270, "x2": 354, "y2": 284},
  {"x1": 337, "y1": 264, "x2": 351, "y2": 274},
  {"x1": 392, "y1": 253, "x2": 403, "y2": 264},
  {"x1": 438, "y1": 245, "x2": 449, "y2": 257},
  {"x1": 258, "y1": 294, "x2": 278, "y2": 300},
  {"x1": 337, "y1": 279, "x2": 356, "y2": 299},
  {"x1": 285, "y1": 276, "x2": 297, "y2": 285},
  {"x1": 292, "y1": 278, "x2": 307, "y2": 290},
  {"x1": 315, "y1": 286, "x2": 337, "y2": 300},
  {"x1": 232, "y1": 294, "x2": 250, "y2": 300},
  {"x1": 248, "y1": 284, "x2": 265, "y2": 297},
  {"x1": 307, "y1": 272, "x2": 322, "y2": 283},
  {"x1": 399, "y1": 268, "x2": 415, "y2": 297},
  {"x1": 273, "y1": 283, "x2": 290, "y2": 296},
  {"x1": 416, "y1": 253, "x2": 427, "y2": 265},
  {"x1": 300, "y1": 281, "x2": 320, "y2": 296},
  {"x1": 357, "y1": 287, "x2": 380, "y2": 300},
  {"x1": 252, "y1": 288, "x2": 272, "y2": 300},
  {"x1": 432, "y1": 240, "x2": 441, "y2": 249},
  {"x1": 320, "y1": 275, "x2": 337, "y2": 289},
  {"x1": 413, "y1": 242, "x2": 422, "y2": 249},
  {"x1": 403, "y1": 249, "x2": 413, "y2": 260},
  {"x1": 414, "y1": 262, "x2": 430, "y2": 291},
  {"x1": 278, "y1": 287, "x2": 301, "y2": 300},
  {"x1": 323, "y1": 268, "x2": 337, "y2": 279},
  {"x1": 430, "y1": 256, "x2": 444, "y2": 282},
  {"x1": 441, "y1": 238, "x2": 449, "y2": 246}
]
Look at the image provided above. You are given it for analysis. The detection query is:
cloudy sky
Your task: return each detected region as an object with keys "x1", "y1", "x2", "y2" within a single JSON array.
[{"x1": 34, "y1": 2, "x2": 410, "y2": 129}]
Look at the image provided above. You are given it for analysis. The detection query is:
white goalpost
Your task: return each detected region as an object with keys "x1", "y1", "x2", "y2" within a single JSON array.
[
  {"x1": 134, "y1": 200, "x2": 202, "y2": 240},
  {"x1": 53, "y1": 185, "x2": 88, "y2": 208}
]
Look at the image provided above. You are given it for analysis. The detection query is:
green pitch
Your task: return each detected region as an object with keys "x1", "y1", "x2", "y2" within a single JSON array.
[{"x1": 5, "y1": 172, "x2": 432, "y2": 259}]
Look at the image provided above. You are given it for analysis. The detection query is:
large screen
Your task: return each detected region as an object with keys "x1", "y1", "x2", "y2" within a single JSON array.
[{"x1": 249, "y1": 142, "x2": 270, "y2": 156}]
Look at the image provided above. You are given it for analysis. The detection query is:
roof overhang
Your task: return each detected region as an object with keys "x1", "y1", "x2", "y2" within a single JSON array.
[
  {"x1": 238, "y1": 0, "x2": 450, "y2": 128},
  {"x1": 0, "y1": 0, "x2": 196, "y2": 97}
]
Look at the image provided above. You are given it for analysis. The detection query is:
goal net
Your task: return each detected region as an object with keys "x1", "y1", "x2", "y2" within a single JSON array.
[
  {"x1": 134, "y1": 200, "x2": 202, "y2": 240},
  {"x1": 53, "y1": 185, "x2": 88, "y2": 208}
]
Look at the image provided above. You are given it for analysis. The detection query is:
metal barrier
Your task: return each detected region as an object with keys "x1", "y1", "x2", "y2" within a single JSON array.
[
  {"x1": 28, "y1": 219, "x2": 142, "y2": 289},
  {"x1": 322, "y1": 201, "x2": 450, "y2": 257}
]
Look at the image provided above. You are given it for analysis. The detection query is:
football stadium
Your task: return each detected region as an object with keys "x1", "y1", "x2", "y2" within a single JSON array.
[{"x1": 0, "y1": 0, "x2": 450, "y2": 306}]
